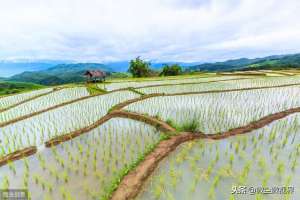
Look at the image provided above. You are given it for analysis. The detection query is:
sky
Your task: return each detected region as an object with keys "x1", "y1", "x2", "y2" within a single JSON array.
[{"x1": 0, "y1": 0, "x2": 300, "y2": 62}]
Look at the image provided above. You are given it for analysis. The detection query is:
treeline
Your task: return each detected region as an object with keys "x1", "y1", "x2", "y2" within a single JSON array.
[
  {"x1": 128, "y1": 57, "x2": 183, "y2": 77},
  {"x1": 239, "y1": 63, "x2": 300, "y2": 71}
]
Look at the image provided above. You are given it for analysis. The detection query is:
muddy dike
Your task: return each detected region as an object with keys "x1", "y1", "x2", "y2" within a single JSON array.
[{"x1": 0, "y1": 146, "x2": 37, "y2": 167}]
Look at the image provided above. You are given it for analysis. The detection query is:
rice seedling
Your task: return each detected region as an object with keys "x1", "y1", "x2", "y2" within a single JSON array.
[{"x1": 0, "y1": 118, "x2": 162, "y2": 200}]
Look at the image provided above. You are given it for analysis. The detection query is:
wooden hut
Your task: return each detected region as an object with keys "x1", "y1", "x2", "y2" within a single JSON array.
[{"x1": 84, "y1": 70, "x2": 106, "y2": 82}]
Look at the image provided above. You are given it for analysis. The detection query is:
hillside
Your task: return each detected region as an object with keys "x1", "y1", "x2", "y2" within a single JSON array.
[
  {"x1": 10, "y1": 63, "x2": 113, "y2": 85},
  {"x1": 0, "y1": 81, "x2": 45, "y2": 96},
  {"x1": 187, "y1": 53, "x2": 300, "y2": 72}
]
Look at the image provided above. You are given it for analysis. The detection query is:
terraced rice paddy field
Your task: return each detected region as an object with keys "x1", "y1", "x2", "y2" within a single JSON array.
[{"x1": 0, "y1": 71, "x2": 300, "y2": 200}]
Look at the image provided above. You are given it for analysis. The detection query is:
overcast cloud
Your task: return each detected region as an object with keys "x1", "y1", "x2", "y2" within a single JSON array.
[{"x1": 0, "y1": 0, "x2": 299, "y2": 62}]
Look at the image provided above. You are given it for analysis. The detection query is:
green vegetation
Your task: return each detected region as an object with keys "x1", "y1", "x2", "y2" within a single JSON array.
[
  {"x1": 179, "y1": 119, "x2": 198, "y2": 133},
  {"x1": 85, "y1": 84, "x2": 107, "y2": 95},
  {"x1": 0, "y1": 81, "x2": 45, "y2": 96},
  {"x1": 108, "y1": 72, "x2": 132, "y2": 79},
  {"x1": 160, "y1": 64, "x2": 182, "y2": 76},
  {"x1": 128, "y1": 57, "x2": 152, "y2": 77},
  {"x1": 127, "y1": 87, "x2": 145, "y2": 96},
  {"x1": 187, "y1": 53, "x2": 300, "y2": 72},
  {"x1": 166, "y1": 118, "x2": 198, "y2": 132}
]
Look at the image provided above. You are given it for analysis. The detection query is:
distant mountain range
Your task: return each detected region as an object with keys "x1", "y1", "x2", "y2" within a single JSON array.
[
  {"x1": 2, "y1": 53, "x2": 300, "y2": 85},
  {"x1": 0, "y1": 60, "x2": 68, "y2": 77},
  {"x1": 9, "y1": 63, "x2": 112, "y2": 85},
  {"x1": 187, "y1": 53, "x2": 300, "y2": 72},
  {"x1": 1, "y1": 60, "x2": 201, "y2": 85}
]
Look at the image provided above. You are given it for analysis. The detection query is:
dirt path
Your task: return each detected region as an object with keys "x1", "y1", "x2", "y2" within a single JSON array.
[{"x1": 0, "y1": 88, "x2": 60, "y2": 113}]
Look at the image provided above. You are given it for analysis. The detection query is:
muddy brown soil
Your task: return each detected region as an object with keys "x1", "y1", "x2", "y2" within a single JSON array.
[{"x1": 0, "y1": 146, "x2": 37, "y2": 167}]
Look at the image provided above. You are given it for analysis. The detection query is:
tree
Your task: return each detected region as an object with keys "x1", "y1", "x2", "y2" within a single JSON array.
[
  {"x1": 128, "y1": 57, "x2": 151, "y2": 77},
  {"x1": 160, "y1": 64, "x2": 182, "y2": 76}
]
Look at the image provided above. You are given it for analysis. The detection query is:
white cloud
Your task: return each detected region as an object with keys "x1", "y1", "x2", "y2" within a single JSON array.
[{"x1": 0, "y1": 0, "x2": 299, "y2": 62}]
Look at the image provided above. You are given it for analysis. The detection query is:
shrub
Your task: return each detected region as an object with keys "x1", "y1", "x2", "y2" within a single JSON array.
[
  {"x1": 180, "y1": 119, "x2": 198, "y2": 132},
  {"x1": 160, "y1": 64, "x2": 182, "y2": 76},
  {"x1": 128, "y1": 57, "x2": 151, "y2": 77}
]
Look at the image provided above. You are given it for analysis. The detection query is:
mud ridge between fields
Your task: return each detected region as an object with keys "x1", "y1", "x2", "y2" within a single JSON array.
[
  {"x1": 0, "y1": 146, "x2": 37, "y2": 167},
  {"x1": 0, "y1": 88, "x2": 61, "y2": 113},
  {"x1": 110, "y1": 106, "x2": 300, "y2": 200},
  {"x1": 45, "y1": 110, "x2": 175, "y2": 147}
]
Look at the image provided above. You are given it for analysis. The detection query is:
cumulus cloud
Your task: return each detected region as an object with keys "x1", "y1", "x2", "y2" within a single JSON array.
[{"x1": 0, "y1": 0, "x2": 299, "y2": 62}]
